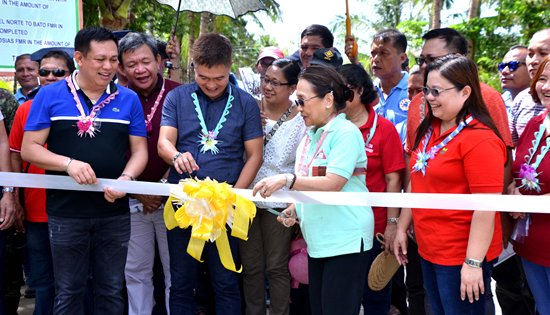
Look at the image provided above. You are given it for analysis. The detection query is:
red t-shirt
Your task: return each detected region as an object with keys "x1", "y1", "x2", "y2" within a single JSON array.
[
  {"x1": 512, "y1": 113, "x2": 550, "y2": 267},
  {"x1": 359, "y1": 107, "x2": 405, "y2": 235},
  {"x1": 9, "y1": 100, "x2": 47, "y2": 222},
  {"x1": 410, "y1": 119, "x2": 504, "y2": 265},
  {"x1": 406, "y1": 83, "x2": 513, "y2": 153}
]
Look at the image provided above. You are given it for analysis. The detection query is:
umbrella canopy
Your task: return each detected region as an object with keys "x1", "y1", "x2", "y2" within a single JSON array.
[{"x1": 156, "y1": 0, "x2": 267, "y2": 19}]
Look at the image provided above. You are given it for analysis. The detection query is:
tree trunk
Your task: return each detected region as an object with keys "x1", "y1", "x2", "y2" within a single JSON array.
[
  {"x1": 431, "y1": 0, "x2": 442, "y2": 29},
  {"x1": 200, "y1": 12, "x2": 212, "y2": 35},
  {"x1": 98, "y1": 0, "x2": 133, "y2": 30},
  {"x1": 468, "y1": 0, "x2": 480, "y2": 19},
  {"x1": 186, "y1": 12, "x2": 196, "y2": 83}
]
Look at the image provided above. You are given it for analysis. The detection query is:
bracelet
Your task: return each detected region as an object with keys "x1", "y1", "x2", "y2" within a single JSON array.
[
  {"x1": 464, "y1": 258, "x2": 483, "y2": 268},
  {"x1": 120, "y1": 173, "x2": 135, "y2": 181},
  {"x1": 387, "y1": 217, "x2": 399, "y2": 224},
  {"x1": 64, "y1": 158, "x2": 73, "y2": 173},
  {"x1": 289, "y1": 174, "x2": 297, "y2": 190},
  {"x1": 172, "y1": 152, "x2": 182, "y2": 165}
]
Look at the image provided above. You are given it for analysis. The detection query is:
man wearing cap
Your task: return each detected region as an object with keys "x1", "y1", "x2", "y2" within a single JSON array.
[
  {"x1": 289, "y1": 24, "x2": 334, "y2": 68},
  {"x1": 509, "y1": 28, "x2": 550, "y2": 145},
  {"x1": 21, "y1": 27, "x2": 148, "y2": 314},
  {"x1": 9, "y1": 48, "x2": 75, "y2": 315},
  {"x1": 118, "y1": 32, "x2": 181, "y2": 315},
  {"x1": 370, "y1": 29, "x2": 409, "y2": 128},
  {"x1": 309, "y1": 47, "x2": 344, "y2": 68},
  {"x1": 14, "y1": 54, "x2": 39, "y2": 105},
  {"x1": 256, "y1": 46, "x2": 284, "y2": 77}
]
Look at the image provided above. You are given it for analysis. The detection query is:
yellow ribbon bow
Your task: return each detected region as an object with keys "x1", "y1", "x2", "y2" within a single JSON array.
[{"x1": 163, "y1": 178, "x2": 256, "y2": 272}]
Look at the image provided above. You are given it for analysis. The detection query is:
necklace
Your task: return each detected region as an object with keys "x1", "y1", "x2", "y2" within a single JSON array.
[
  {"x1": 145, "y1": 78, "x2": 165, "y2": 132},
  {"x1": 519, "y1": 111, "x2": 550, "y2": 192},
  {"x1": 412, "y1": 116, "x2": 474, "y2": 175},
  {"x1": 296, "y1": 115, "x2": 336, "y2": 176},
  {"x1": 191, "y1": 86, "x2": 233, "y2": 154},
  {"x1": 66, "y1": 75, "x2": 118, "y2": 138}
]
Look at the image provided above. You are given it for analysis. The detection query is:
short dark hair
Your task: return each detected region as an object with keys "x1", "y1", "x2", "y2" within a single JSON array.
[
  {"x1": 413, "y1": 54, "x2": 501, "y2": 150},
  {"x1": 531, "y1": 56, "x2": 550, "y2": 104},
  {"x1": 299, "y1": 65, "x2": 353, "y2": 112},
  {"x1": 118, "y1": 32, "x2": 159, "y2": 64},
  {"x1": 338, "y1": 64, "x2": 377, "y2": 108},
  {"x1": 74, "y1": 26, "x2": 117, "y2": 56},
  {"x1": 192, "y1": 33, "x2": 232, "y2": 68},
  {"x1": 301, "y1": 24, "x2": 334, "y2": 48},
  {"x1": 270, "y1": 58, "x2": 301, "y2": 85},
  {"x1": 156, "y1": 40, "x2": 169, "y2": 60},
  {"x1": 422, "y1": 28, "x2": 467, "y2": 55},
  {"x1": 509, "y1": 44, "x2": 527, "y2": 51},
  {"x1": 14, "y1": 54, "x2": 32, "y2": 67},
  {"x1": 373, "y1": 28, "x2": 407, "y2": 53},
  {"x1": 41, "y1": 50, "x2": 76, "y2": 73}
]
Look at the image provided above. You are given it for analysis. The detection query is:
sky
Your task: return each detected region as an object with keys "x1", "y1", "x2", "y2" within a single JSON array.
[{"x1": 244, "y1": 0, "x2": 472, "y2": 55}]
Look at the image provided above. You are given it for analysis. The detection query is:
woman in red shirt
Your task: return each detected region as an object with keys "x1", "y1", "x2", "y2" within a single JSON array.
[
  {"x1": 394, "y1": 54, "x2": 505, "y2": 315},
  {"x1": 509, "y1": 56, "x2": 550, "y2": 315},
  {"x1": 339, "y1": 64, "x2": 405, "y2": 315}
]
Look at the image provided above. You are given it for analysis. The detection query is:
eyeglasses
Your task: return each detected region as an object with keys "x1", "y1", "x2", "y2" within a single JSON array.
[
  {"x1": 497, "y1": 60, "x2": 526, "y2": 72},
  {"x1": 415, "y1": 55, "x2": 446, "y2": 67},
  {"x1": 38, "y1": 69, "x2": 67, "y2": 77},
  {"x1": 294, "y1": 95, "x2": 321, "y2": 106},
  {"x1": 262, "y1": 77, "x2": 291, "y2": 88},
  {"x1": 422, "y1": 86, "x2": 457, "y2": 97}
]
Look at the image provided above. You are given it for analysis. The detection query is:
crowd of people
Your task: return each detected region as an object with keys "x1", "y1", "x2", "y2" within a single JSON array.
[{"x1": 0, "y1": 21, "x2": 548, "y2": 315}]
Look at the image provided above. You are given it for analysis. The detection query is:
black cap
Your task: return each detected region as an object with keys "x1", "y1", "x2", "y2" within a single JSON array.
[
  {"x1": 310, "y1": 47, "x2": 343, "y2": 68},
  {"x1": 30, "y1": 47, "x2": 74, "y2": 62}
]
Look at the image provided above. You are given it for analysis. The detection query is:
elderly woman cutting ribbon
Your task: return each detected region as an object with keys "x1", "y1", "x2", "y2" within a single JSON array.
[{"x1": 253, "y1": 65, "x2": 373, "y2": 315}]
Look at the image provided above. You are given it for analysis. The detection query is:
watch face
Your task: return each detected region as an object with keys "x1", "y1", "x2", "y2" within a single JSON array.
[{"x1": 2, "y1": 187, "x2": 14, "y2": 193}]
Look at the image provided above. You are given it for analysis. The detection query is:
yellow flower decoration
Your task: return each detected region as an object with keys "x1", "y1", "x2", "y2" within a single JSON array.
[{"x1": 163, "y1": 178, "x2": 256, "y2": 272}]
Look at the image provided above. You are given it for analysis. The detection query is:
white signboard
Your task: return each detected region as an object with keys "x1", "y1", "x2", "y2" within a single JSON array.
[{"x1": 0, "y1": 0, "x2": 81, "y2": 72}]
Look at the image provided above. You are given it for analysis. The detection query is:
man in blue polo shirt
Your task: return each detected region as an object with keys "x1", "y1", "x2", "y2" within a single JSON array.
[
  {"x1": 158, "y1": 33, "x2": 263, "y2": 314},
  {"x1": 21, "y1": 27, "x2": 148, "y2": 314},
  {"x1": 370, "y1": 29, "x2": 409, "y2": 128}
]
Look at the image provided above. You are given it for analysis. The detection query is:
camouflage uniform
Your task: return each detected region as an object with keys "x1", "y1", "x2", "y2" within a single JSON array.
[{"x1": 0, "y1": 88, "x2": 18, "y2": 135}]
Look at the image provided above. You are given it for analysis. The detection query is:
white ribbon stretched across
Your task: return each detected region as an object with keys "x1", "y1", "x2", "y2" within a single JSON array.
[{"x1": 1, "y1": 172, "x2": 549, "y2": 213}]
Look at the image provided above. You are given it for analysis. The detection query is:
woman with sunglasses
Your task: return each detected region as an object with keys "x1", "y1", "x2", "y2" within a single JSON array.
[
  {"x1": 253, "y1": 65, "x2": 373, "y2": 315},
  {"x1": 393, "y1": 54, "x2": 505, "y2": 315},
  {"x1": 240, "y1": 58, "x2": 305, "y2": 315},
  {"x1": 509, "y1": 56, "x2": 550, "y2": 315}
]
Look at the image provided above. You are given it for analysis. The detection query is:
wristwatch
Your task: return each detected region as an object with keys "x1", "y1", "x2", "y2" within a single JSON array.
[
  {"x1": 2, "y1": 187, "x2": 14, "y2": 193},
  {"x1": 464, "y1": 258, "x2": 483, "y2": 268},
  {"x1": 387, "y1": 217, "x2": 399, "y2": 224}
]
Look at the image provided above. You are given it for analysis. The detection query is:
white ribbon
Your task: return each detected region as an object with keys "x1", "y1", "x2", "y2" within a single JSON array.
[{"x1": 1, "y1": 172, "x2": 548, "y2": 213}]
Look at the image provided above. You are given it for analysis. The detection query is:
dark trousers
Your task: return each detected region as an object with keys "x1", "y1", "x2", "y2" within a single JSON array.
[
  {"x1": 0, "y1": 230, "x2": 5, "y2": 315},
  {"x1": 421, "y1": 257, "x2": 493, "y2": 315},
  {"x1": 308, "y1": 250, "x2": 368, "y2": 315},
  {"x1": 49, "y1": 214, "x2": 130, "y2": 315},
  {"x1": 26, "y1": 222, "x2": 54, "y2": 315},
  {"x1": 167, "y1": 226, "x2": 241, "y2": 315},
  {"x1": 406, "y1": 238, "x2": 431, "y2": 315},
  {"x1": 492, "y1": 255, "x2": 536, "y2": 315}
]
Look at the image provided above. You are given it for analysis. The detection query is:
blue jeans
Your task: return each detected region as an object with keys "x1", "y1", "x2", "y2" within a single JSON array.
[
  {"x1": 521, "y1": 257, "x2": 550, "y2": 315},
  {"x1": 26, "y1": 222, "x2": 54, "y2": 315},
  {"x1": 420, "y1": 257, "x2": 494, "y2": 315},
  {"x1": 167, "y1": 226, "x2": 241, "y2": 315},
  {"x1": 362, "y1": 238, "x2": 391, "y2": 315},
  {"x1": 48, "y1": 214, "x2": 130, "y2": 315}
]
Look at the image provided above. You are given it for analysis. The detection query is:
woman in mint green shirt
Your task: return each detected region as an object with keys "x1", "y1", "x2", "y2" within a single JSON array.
[{"x1": 253, "y1": 65, "x2": 374, "y2": 315}]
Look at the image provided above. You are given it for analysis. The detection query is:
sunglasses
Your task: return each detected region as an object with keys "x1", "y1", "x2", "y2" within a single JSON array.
[
  {"x1": 294, "y1": 95, "x2": 321, "y2": 106},
  {"x1": 423, "y1": 86, "x2": 457, "y2": 97},
  {"x1": 497, "y1": 60, "x2": 526, "y2": 72},
  {"x1": 415, "y1": 55, "x2": 446, "y2": 67},
  {"x1": 38, "y1": 69, "x2": 67, "y2": 77}
]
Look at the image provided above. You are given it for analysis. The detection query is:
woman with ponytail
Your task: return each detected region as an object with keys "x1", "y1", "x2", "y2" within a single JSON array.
[{"x1": 253, "y1": 65, "x2": 374, "y2": 315}]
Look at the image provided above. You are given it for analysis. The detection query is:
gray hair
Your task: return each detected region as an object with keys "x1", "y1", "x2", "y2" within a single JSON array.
[{"x1": 118, "y1": 32, "x2": 159, "y2": 64}]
